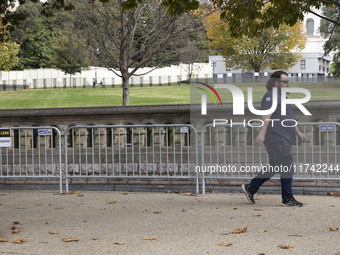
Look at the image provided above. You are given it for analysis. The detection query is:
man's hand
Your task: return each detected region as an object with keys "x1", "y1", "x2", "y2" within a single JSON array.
[
  {"x1": 255, "y1": 132, "x2": 265, "y2": 147},
  {"x1": 297, "y1": 131, "x2": 306, "y2": 142},
  {"x1": 295, "y1": 126, "x2": 306, "y2": 143}
]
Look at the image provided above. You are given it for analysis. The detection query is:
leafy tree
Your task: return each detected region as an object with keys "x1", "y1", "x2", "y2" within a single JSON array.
[
  {"x1": 0, "y1": 41, "x2": 19, "y2": 70},
  {"x1": 11, "y1": 2, "x2": 58, "y2": 69},
  {"x1": 0, "y1": 22, "x2": 19, "y2": 70},
  {"x1": 50, "y1": 33, "x2": 90, "y2": 83},
  {"x1": 204, "y1": 11, "x2": 306, "y2": 72},
  {"x1": 320, "y1": 3, "x2": 340, "y2": 76},
  {"x1": 210, "y1": 0, "x2": 340, "y2": 37}
]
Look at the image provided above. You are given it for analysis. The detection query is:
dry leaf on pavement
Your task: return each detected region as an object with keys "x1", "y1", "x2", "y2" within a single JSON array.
[
  {"x1": 62, "y1": 237, "x2": 80, "y2": 242},
  {"x1": 114, "y1": 242, "x2": 126, "y2": 245},
  {"x1": 11, "y1": 226, "x2": 20, "y2": 234},
  {"x1": 232, "y1": 227, "x2": 247, "y2": 234},
  {"x1": 254, "y1": 208, "x2": 265, "y2": 211},
  {"x1": 219, "y1": 242, "x2": 233, "y2": 247},
  {"x1": 0, "y1": 238, "x2": 8, "y2": 242},
  {"x1": 184, "y1": 192, "x2": 194, "y2": 196},
  {"x1": 279, "y1": 244, "x2": 295, "y2": 249},
  {"x1": 106, "y1": 201, "x2": 119, "y2": 204},
  {"x1": 153, "y1": 211, "x2": 162, "y2": 214},
  {"x1": 49, "y1": 231, "x2": 59, "y2": 235},
  {"x1": 219, "y1": 232, "x2": 228, "y2": 235},
  {"x1": 329, "y1": 226, "x2": 339, "y2": 231},
  {"x1": 92, "y1": 236, "x2": 98, "y2": 240},
  {"x1": 12, "y1": 237, "x2": 28, "y2": 244},
  {"x1": 143, "y1": 237, "x2": 157, "y2": 240}
]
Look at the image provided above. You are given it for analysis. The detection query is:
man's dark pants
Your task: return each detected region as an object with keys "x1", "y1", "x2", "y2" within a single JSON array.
[{"x1": 248, "y1": 139, "x2": 295, "y2": 201}]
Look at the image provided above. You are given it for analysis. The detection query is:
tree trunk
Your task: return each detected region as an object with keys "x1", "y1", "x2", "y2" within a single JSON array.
[{"x1": 122, "y1": 74, "x2": 130, "y2": 106}]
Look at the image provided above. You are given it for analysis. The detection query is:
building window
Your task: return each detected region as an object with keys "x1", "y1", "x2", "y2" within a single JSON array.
[
  {"x1": 307, "y1": 19, "x2": 314, "y2": 36},
  {"x1": 300, "y1": 60, "x2": 306, "y2": 69}
]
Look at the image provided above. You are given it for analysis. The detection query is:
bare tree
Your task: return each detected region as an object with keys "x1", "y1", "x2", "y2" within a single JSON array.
[{"x1": 70, "y1": 0, "x2": 198, "y2": 106}]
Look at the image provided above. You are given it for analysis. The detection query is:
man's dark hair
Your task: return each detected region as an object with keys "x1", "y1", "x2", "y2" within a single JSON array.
[{"x1": 266, "y1": 71, "x2": 288, "y2": 90}]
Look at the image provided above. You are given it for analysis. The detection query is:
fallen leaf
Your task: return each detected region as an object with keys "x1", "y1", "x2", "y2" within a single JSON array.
[
  {"x1": 181, "y1": 209, "x2": 187, "y2": 212},
  {"x1": 259, "y1": 230, "x2": 267, "y2": 233},
  {"x1": 77, "y1": 194, "x2": 84, "y2": 197},
  {"x1": 36, "y1": 203, "x2": 43, "y2": 206},
  {"x1": 12, "y1": 229, "x2": 21, "y2": 234},
  {"x1": 92, "y1": 236, "x2": 98, "y2": 240},
  {"x1": 254, "y1": 215, "x2": 262, "y2": 217},
  {"x1": 254, "y1": 208, "x2": 265, "y2": 211},
  {"x1": 62, "y1": 238, "x2": 80, "y2": 242},
  {"x1": 232, "y1": 227, "x2": 247, "y2": 234},
  {"x1": 334, "y1": 193, "x2": 340, "y2": 197},
  {"x1": 329, "y1": 226, "x2": 339, "y2": 231},
  {"x1": 219, "y1": 232, "x2": 228, "y2": 235},
  {"x1": 49, "y1": 231, "x2": 59, "y2": 235},
  {"x1": 12, "y1": 237, "x2": 28, "y2": 244},
  {"x1": 166, "y1": 191, "x2": 172, "y2": 193},
  {"x1": 11, "y1": 226, "x2": 19, "y2": 230},
  {"x1": 229, "y1": 203, "x2": 238, "y2": 206},
  {"x1": 0, "y1": 238, "x2": 8, "y2": 242},
  {"x1": 254, "y1": 198, "x2": 261, "y2": 200},
  {"x1": 258, "y1": 253, "x2": 266, "y2": 255},
  {"x1": 143, "y1": 237, "x2": 157, "y2": 240},
  {"x1": 184, "y1": 192, "x2": 194, "y2": 196},
  {"x1": 13, "y1": 222, "x2": 20, "y2": 225},
  {"x1": 208, "y1": 189, "x2": 215, "y2": 193},
  {"x1": 329, "y1": 205, "x2": 335, "y2": 207},
  {"x1": 74, "y1": 191, "x2": 80, "y2": 194},
  {"x1": 122, "y1": 192, "x2": 128, "y2": 195},
  {"x1": 106, "y1": 201, "x2": 119, "y2": 204},
  {"x1": 114, "y1": 242, "x2": 126, "y2": 245},
  {"x1": 231, "y1": 207, "x2": 238, "y2": 210},
  {"x1": 327, "y1": 192, "x2": 334, "y2": 196},
  {"x1": 279, "y1": 244, "x2": 295, "y2": 249},
  {"x1": 100, "y1": 208, "x2": 106, "y2": 211},
  {"x1": 233, "y1": 234, "x2": 241, "y2": 238},
  {"x1": 153, "y1": 211, "x2": 162, "y2": 214},
  {"x1": 63, "y1": 192, "x2": 73, "y2": 195},
  {"x1": 219, "y1": 242, "x2": 233, "y2": 247}
]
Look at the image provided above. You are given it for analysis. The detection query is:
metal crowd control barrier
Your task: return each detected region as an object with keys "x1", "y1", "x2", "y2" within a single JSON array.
[
  {"x1": 0, "y1": 126, "x2": 63, "y2": 193},
  {"x1": 200, "y1": 122, "x2": 340, "y2": 194},
  {"x1": 64, "y1": 124, "x2": 199, "y2": 193}
]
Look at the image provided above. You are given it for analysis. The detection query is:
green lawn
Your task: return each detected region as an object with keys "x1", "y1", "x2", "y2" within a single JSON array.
[{"x1": 0, "y1": 82, "x2": 339, "y2": 109}]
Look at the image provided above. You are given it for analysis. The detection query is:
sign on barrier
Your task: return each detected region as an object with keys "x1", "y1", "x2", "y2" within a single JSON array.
[
  {"x1": 0, "y1": 129, "x2": 11, "y2": 147},
  {"x1": 319, "y1": 125, "x2": 336, "y2": 131},
  {"x1": 38, "y1": 129, "x2": 53, "y2": 135}
]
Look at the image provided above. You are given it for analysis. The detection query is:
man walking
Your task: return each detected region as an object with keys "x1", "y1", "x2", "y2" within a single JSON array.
[{"x1": 242, "y1": 71, "x2": 306, "y2": 207}]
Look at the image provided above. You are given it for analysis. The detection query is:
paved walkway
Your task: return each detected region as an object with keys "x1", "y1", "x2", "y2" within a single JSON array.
[{"x1": 0, "y1": 190, "x2": 339, "y2": 255}]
